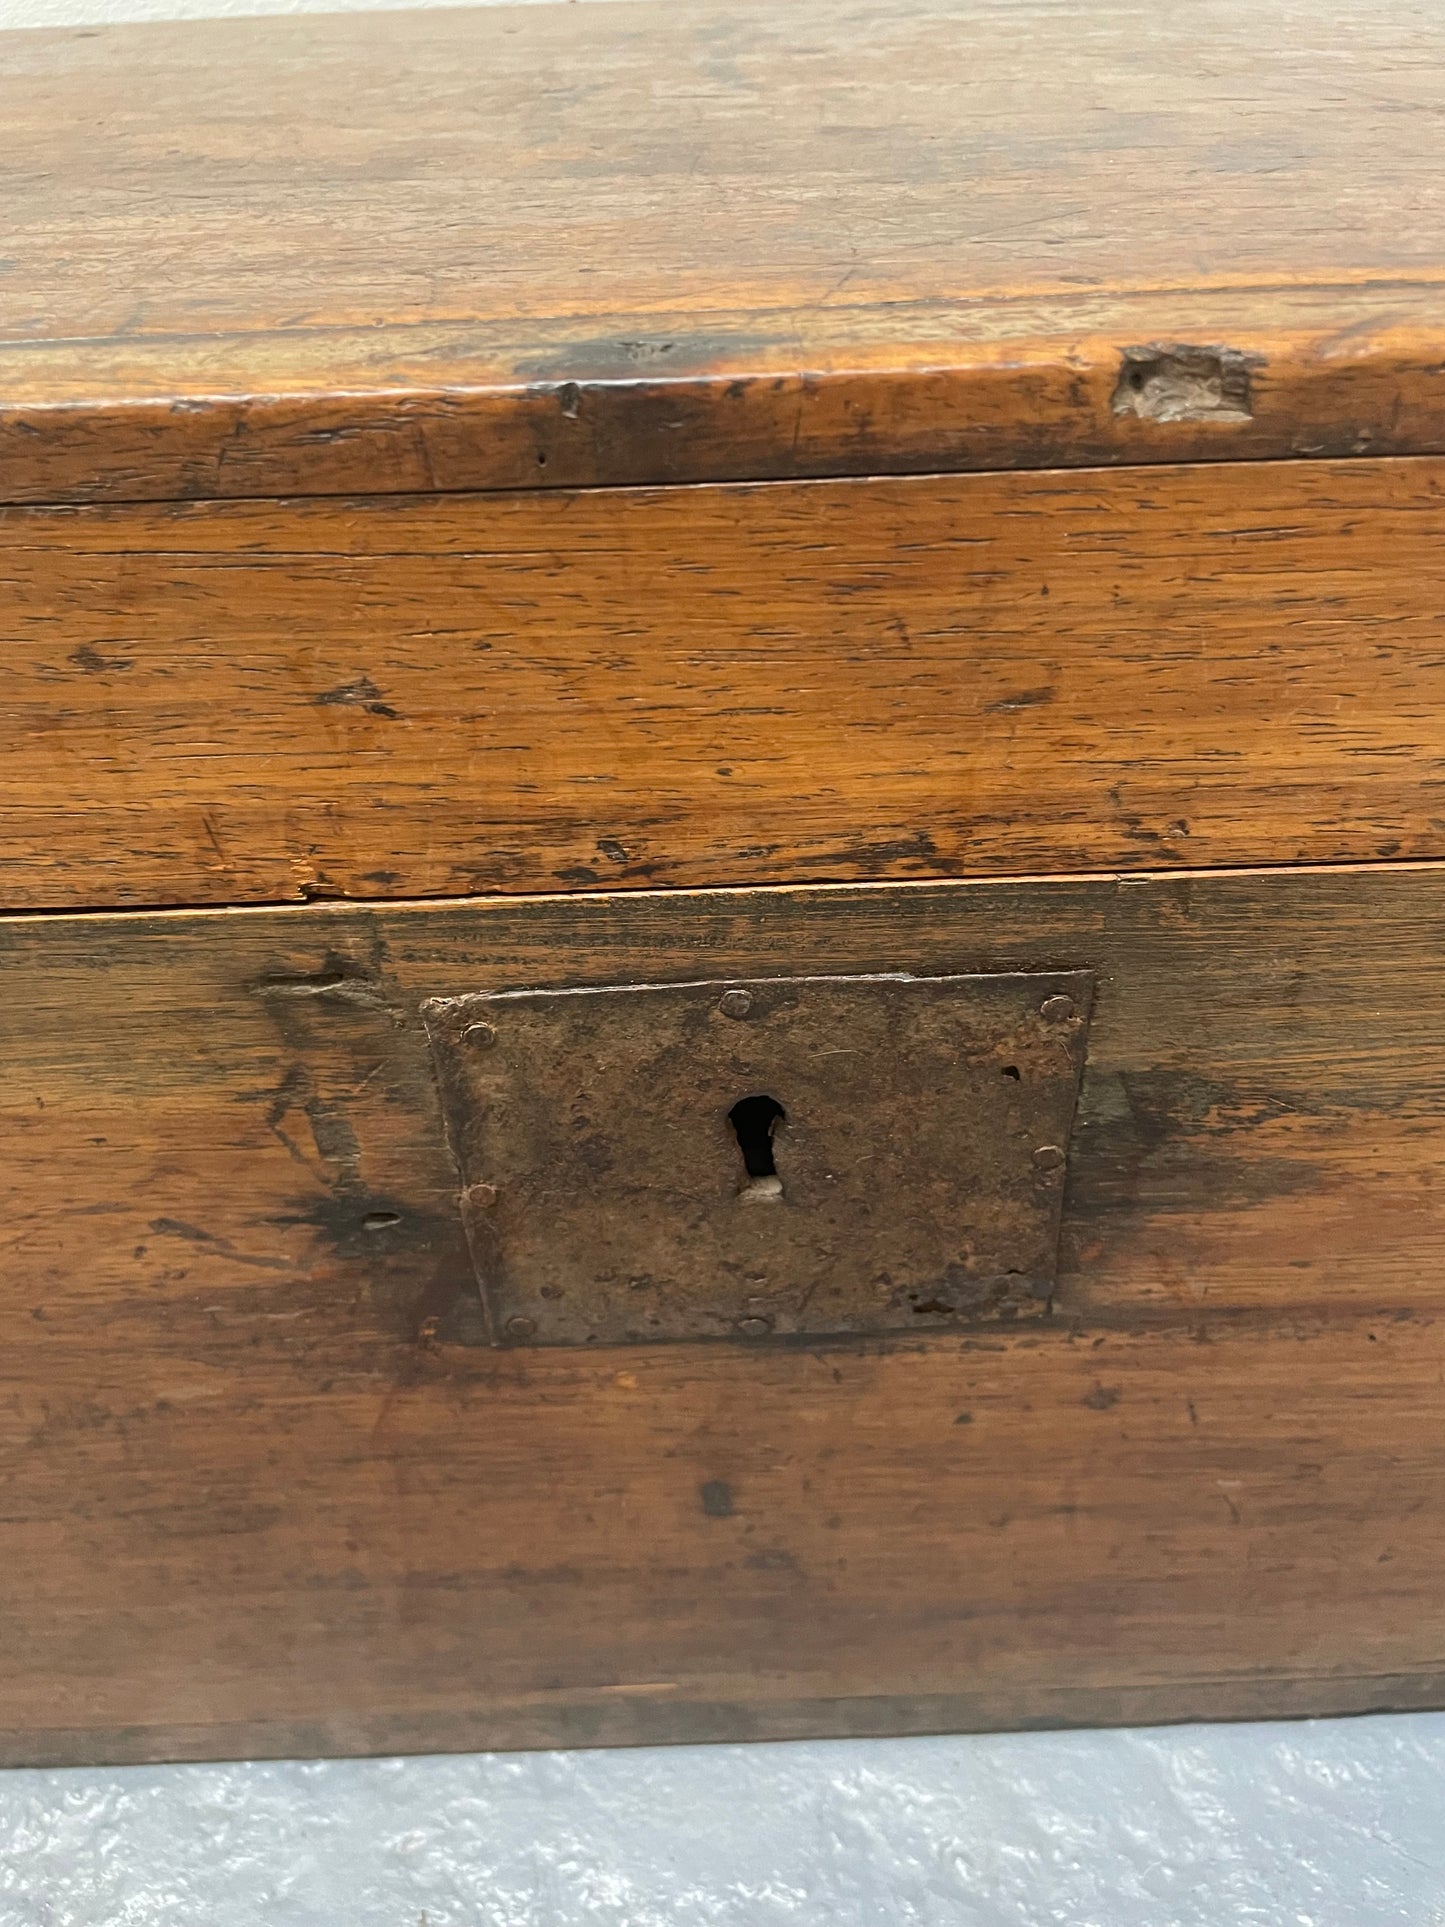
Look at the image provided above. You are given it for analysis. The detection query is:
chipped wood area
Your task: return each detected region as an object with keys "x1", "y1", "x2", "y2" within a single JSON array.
[
  {"x1": 6, "y1": 457, "x2": 1445, "y2": 911},
  {"x1": 1111, "y1": 346, "x2": 1256, "y2": 423},
  {"x1": 5, "y1": 0, "x2": 1445, "y2": 501},
  {"x1": 4, "y1": 870, "x2": 1445, "y2": 1760}
]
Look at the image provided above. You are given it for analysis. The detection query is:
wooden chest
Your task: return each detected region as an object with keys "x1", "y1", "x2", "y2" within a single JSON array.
[{"x1": 6, "y1": 0, "x2": 1445, "y2": 1766}]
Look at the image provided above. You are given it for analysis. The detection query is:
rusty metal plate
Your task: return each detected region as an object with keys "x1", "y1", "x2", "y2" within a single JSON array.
[{"x1": 422, "y1": 970, "x2": 1094, "y2": 1346}]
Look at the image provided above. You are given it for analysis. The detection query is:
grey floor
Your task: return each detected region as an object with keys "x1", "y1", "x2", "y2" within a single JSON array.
[{"x1": 4, "y1": 1715, "x2": 1445, "y2": 1924}]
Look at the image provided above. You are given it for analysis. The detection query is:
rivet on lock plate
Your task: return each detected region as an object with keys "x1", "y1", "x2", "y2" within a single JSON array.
[{"x1": 422, "y1": 970, "x2": 1094, "y2": 1346}]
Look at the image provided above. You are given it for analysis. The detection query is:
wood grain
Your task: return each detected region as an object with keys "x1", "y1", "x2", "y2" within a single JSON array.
[
  {"x1": 6, "y1": 458, "x2": 1445, "y2": 911},
  {"x1": 4, "y1": 867, "x2": 1445, "y2": 1762},
  {"x1": 5, "y1": 0, "x2": 1445, "y2": 501}
]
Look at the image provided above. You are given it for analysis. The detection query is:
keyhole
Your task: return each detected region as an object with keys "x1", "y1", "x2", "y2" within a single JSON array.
[{"x1": 729, "y1": 1094, "x2": 786, "y2": 1203}]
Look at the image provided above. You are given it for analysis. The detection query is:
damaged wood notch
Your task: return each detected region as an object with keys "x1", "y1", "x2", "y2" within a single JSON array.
[{"x1": 1112, "y1": 345, "x2": 1256, "y2": 423}]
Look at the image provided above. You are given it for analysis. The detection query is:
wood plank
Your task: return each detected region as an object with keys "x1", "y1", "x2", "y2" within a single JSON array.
[
  {"x1": 5, "y1": 0, "x2": 1445, "y2": 501},
  {"x1": 5, "y1": 460, "x2": 1445, "y2": 910},
  {"x1": 3, "y1": 867, "x2": 1445, "y2": 1762}
]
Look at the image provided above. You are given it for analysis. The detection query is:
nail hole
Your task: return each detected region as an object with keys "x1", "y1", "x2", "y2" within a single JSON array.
[
  {"x1": 729, "y1": 1094, "x2": 786, "y2": 1203},
  {"x1": 362, "y1": 1211, "x2": 401, "y2": 1232}
]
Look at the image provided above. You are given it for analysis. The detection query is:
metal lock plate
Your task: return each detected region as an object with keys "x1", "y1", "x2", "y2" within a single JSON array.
[{"x1": 423, "y1": 970, "x2": 1093, "y2": 1346}]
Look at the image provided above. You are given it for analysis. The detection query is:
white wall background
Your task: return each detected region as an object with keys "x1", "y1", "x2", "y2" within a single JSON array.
[{"x1": 5, "y1": 0, "x2": 1445, "y2": 1919}]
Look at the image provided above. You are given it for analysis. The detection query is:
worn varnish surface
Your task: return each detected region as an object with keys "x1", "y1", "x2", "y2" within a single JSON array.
[
  {"x1": 3, "y1": 869, "x2": 1445, "y2": 1762},
  {"x1": 7, "y1": 457, "x2": 1445, "y2": 911},
  {"x1": 6, "y1": 0, "x2": 1445, "y2": 501}
]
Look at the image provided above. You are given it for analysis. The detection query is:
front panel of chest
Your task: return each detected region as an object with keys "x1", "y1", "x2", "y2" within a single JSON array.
[{"x1": 2, "y1": 870, "x2": 1443, "y2": 1761}]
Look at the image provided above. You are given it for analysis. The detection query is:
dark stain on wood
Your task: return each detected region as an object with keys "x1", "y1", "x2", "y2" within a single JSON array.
[{"x1": 700, "y1": 1481, "x2": 736, "y2": 1519}]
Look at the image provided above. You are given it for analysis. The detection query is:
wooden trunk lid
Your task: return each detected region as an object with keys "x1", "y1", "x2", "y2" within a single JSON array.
[{"x1": 4, "y1": 0, "x2": 1445, "y2": 504}]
